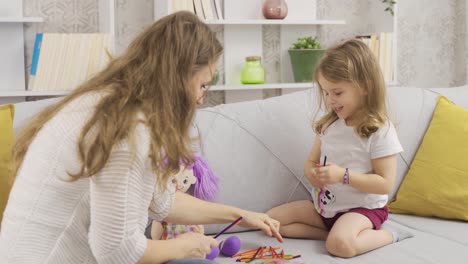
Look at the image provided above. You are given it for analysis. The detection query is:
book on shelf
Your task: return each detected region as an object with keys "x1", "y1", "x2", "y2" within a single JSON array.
[
  {"x1": 356, "y1": 32, "x2": 393, "y2": 82},
  {"x1": 172, "y1": 0, "x2": 195, "y2": 13},
  {"x1": 28, "y1": 33, "x2": 43, "y2": 91},
  {"x1": 213, "y1": 0, "x2": 223, "y2": 20},
  {"x1": 154, "y1": 0, "x2": 222, "y2": 21},
  {"x1": 193, "y1": 0, "x2": 205, "y2": 19},
  {"x1": 383, "y1": 32, "x2": 393, "y2": 82},
  {"x1": 171, "y1": 0, "x2": 182, "y2": 13},
  {"x1": 201, "y1": 0, "x2": 216, "y2": 20},
  {"x1": 185, "y1": 0, "x2": 195, "y2": 14},
  {"x1": 29, "y1": 33, "x2": 113, "y2": 91}
]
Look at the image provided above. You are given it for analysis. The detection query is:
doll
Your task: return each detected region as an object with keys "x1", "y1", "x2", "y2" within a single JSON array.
[{"x1": 149, "y1": 155, "x2": 219, "y2": 240}]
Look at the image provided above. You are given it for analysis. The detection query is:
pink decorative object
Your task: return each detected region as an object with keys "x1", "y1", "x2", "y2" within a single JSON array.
[{"x1": 262, "y1": 0, "x2": 288, "y2": 19}]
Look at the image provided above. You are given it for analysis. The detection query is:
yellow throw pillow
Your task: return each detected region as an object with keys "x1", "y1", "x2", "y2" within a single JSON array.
[
  {"x1": 389, "y1": 96, "x2": 468, "y2": 221},
  {"x1": 0, "y1": 104, "x2": 15, "y2": 225}
]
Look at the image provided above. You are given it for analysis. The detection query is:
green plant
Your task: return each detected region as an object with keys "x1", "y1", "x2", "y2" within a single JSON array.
[
  {"x1": 290, "y1": 36, "x2": 321, "y2": 50},
  {"x1": 382, "y1": 0, "x2": 396, "y2": 16}
]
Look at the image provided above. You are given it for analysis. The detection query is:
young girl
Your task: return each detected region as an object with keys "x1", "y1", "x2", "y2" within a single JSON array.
[
  {"x1": 267, "y1": 39, "x2": 410, "y2": 258},
  {"x1": 0, "y1": 11, "x2": 282, "y2": 264}
]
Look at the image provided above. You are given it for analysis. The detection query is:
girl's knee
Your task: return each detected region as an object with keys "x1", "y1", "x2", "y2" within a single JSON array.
[
  {"x1": 265, "y1": 208, "x2": 274, "y2": 217},
  {"x1": 266, "y1": 207, "x2": 285, "y2": 224},
  {"x1": 325, "y1": 235, "x2": 357, "y2": 258}
]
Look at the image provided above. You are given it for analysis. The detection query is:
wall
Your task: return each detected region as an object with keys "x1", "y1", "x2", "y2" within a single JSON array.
[
  {"x1": 22, "y1": 0, "x2": 468, "y2": 106},
  {"x1": 397, "y1": 0, "x2": 466, "y2": 87}
]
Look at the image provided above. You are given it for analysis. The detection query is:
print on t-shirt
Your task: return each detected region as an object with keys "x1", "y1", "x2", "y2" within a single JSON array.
[{"x1": 314, "y1": 187, "x2": 336, "y2": 216}]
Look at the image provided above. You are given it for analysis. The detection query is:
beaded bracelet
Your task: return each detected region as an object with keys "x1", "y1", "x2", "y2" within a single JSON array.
[{"x1": 343, "y1": 168, "x2": 349, "y2": 185}]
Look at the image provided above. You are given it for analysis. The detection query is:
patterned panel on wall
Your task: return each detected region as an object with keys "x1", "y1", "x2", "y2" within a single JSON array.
[
  {"x1": 262, "y1": 25, "x2": 281, "y2": 99},
  {"x1": 209, "y1": 25, "x2": 225, "y2": 86},
  {"x1": 207, "y1": 25, "x2": 225, "y2": 106},
  {"x1": 450, "y1": 0, "x2": 465, "y2": 86},
  {"x1": 397, "y1": 0, "x2": 464, "y2": 87},
  {"x1": 317, "y1": 0, "x2": 365, "y2": 48},
  {"x1": 396, "y1": 18, "x2": 418, "y2": 87},
  {"x1": 455, "y1": 0, "x2": 466, "y2": 86},
  {"x1": 115, "y1": 0, "x2": 154, "y2": 53},
  {"x1": 23, "y1": 0, "x2": 99, "y2": 84}
]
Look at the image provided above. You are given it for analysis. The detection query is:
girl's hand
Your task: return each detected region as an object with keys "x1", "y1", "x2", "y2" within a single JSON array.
[
  {"x1": 239, "y1": 211, "x2": 283, "y2": 243},
  {"x1": 315, "y1": 162, "x2": 345, "y2": 185},
  {"x1": 173, "y1": 232, "x2": 219, "y2": 259},
  {"x1": 305, "y1": 160, "x2": 324, "y2": 188}
]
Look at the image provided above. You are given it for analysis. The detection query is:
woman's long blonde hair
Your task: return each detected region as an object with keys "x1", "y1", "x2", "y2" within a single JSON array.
[
  {"x1": 13, "y1": 11, "x2": 223, "y2": 185},
  {"x1": 313, "y1": 39, "x2": 387, "y2": 138}
]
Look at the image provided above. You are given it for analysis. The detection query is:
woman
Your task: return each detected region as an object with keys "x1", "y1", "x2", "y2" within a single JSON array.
[{"x1": 0, "y1": 11, "x2": 282, "y2": 264}]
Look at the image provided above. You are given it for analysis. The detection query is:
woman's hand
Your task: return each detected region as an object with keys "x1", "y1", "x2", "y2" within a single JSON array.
[
  {"x1": 239, "y1": 211, "x2": 283, "y2": 243},
  {"x1": 315, "y1": 162, "x2": 345, "y2": 185},
  {"x1": 173, "y1": 232, "x2": 219, "y2": 259}
]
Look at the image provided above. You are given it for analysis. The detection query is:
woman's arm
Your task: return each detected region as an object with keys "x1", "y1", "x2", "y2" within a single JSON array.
[
  {"x1": 89, "y1": 146, "x2": 150, "y2": 264},
  {"x1": 165, "y1": 192, "x2": 283, "y2": 242},
  {"x1": 166, "y1": 192, "x2": 243, "y2": 224},
  {"x1": 138, "y1": 233, "x2": 218, "y2": 264}
]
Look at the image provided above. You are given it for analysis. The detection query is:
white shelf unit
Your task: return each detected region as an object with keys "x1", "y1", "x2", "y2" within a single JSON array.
[
  {"x1": 368, "y1": 0, "x2": 398, "y2": 86},
  {"x1": 210, "y1": 82, "x2": 313, "y2": 91},
  {"x1": 0, "y1": 17, "x2": 43, "y2": 23},
  {"x1": 0, "y1": 0, "x2": 116, "y2": 104},
  {"x1": 0, "y1": 90, "x2": 70, "y2": 98},
  {"x1": 0, "y1": 0, "x2": 44, "y2": 105},
  {"x1": 0, "y1": 1, "x2": 397, "y2": 103},
  {"x1": 154, "y1": 0, "x2": 346, "y2": 104},
  {"x1": 203, "y1": 19, "x2": 345, "y2": 25},
  {"x1": 0, "y1": 82, "x2": 314, "y2": 97}
]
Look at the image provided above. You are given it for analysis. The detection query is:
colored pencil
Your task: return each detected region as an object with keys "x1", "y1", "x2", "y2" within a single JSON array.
[
  {"x1": 214, "y1": 216, "x2": 243, "y2": 238},
  {"x1": 246, "y1": 246, "x2": 262, "y2": 263}
]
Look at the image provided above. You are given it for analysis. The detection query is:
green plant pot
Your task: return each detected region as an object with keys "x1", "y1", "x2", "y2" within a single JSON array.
[{"x1": 288, "y1": 49, "x2": 325, "y2": 82}]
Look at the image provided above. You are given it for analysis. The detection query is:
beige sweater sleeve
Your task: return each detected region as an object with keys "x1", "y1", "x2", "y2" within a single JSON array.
[{"x1": 88, "y1": 140, "x2": 149, "y2": 264}]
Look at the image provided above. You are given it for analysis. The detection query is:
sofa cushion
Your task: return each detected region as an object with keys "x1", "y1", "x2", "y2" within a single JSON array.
[
  {"x1": 195, "y1": 91, "x2": 316, "y2": 234},
  {"x1": 389, "y1": 96, "x2": 468, "y2": 221},
  {"x1": 13, "y1": 97, "x2": 60, "y2": 133},
  {"x1": 389, "y1": 214, "x2": 468, "y2": 247},
  {"x1": 215, "y1": 217, "x2": 468, "y2": 264},
  {"x1": 0, "y1": 104, "x2": 15, "y2": 225},
  {"x1": 196, "y1": 86, "x2": 468, "y2": 234},
  {"x1": 386, "y1": 86, "x2": 468, "y2": 200}
]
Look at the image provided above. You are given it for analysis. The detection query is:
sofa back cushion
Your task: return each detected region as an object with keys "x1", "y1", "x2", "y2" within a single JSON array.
[
  {"x1": 195, "y1": 85, "x2": 468, "y2": 234},
  {"x1": 386, "y1": 87, "x2": 439, "y2": 199},
  {"x1": 194, "y1": 90, "x2": 316, "y2": 234},
  {"x1": 389, "y1": 96, "x2": 468, "y2": 221},
  {"x1": 13, "y1": 97, "x2": 60, "y2": 134},
  {"x1": 387, "y1": 86, "x2": 468, "y2": 199}
]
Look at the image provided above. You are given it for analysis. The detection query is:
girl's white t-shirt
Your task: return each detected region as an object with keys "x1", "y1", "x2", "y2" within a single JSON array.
[{"x1": 312, "y1": 119, "x2": 403, "y2": 218}]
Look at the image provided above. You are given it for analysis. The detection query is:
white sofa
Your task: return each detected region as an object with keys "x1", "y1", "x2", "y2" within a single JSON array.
[{"x1": 12, "y1": 86, "x2": 468, "y2": 264}]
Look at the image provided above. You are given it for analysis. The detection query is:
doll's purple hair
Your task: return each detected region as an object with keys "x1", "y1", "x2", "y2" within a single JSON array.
[{"x1": 186, "y1": 155, "x2": 219, "y2": 201}]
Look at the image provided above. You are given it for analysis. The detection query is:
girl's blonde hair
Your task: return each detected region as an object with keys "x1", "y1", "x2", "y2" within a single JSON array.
[
  {"x1": 313, "y1": 38, "x2": 387, "y2": 138},
  {"x1": 13, "y1": 11, "x2": 223, "y2": 185}
]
